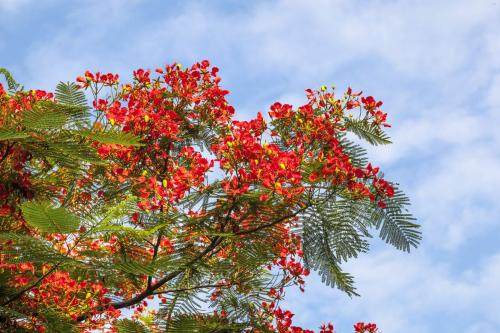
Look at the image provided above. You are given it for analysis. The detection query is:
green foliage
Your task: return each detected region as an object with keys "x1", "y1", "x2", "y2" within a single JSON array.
[
  {"x1": 20, "y1": 201, "x2": 80, "y2": 233},
  {"x1": 0, "y1": 67, "x2": 21, "y2": 91},
  {"x1": 115, "y1": 319, "x2": 151, "y2": 333},
  {"x1": 0, "y1": 130, "x2": 29, "y2": 141},
  {"x1": 22, "y1": 104, "x2": 69, "y2": 130},
  {"x1": 116, "y1": 260, "x2": 157, "y2": 276},
  {"x1": 55, "y1": 82, "x2": 91, "y2": 128},
  {"x1": 0, "y1": 233, "x2": 71, "y2": 265},
  {"x1": 80, "y1": 129, "x2": 143, "y2": 146},
  {"x1": 301, "y1": 184, "x2": 420, "y2": 297},
  {"x1": 164, "y1": 314, "x2": 256, "y2": 333},
  {"x1": 373, "y1": 187, "x2": 421, "y2": 252},
  {"x1": 302, "y1": 200, "x2": 367, "y2": 297},
  {"x1": 40, "y1": 308, "x2": 77, "y2": 333},
  {"x1": 345, "y1": 118, "x2": 392, "y2": 145},
  {"x1": 55, "y1": 82, "x2": 87, "y2": 107},
  {"x1": 339, "y1": 136, "x2": 368, "y2": 168}
]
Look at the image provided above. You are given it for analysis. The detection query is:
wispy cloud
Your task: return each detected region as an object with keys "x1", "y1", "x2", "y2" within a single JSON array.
[{"x1": 286, "y1": 249, "x2": 500, "y2": 332}]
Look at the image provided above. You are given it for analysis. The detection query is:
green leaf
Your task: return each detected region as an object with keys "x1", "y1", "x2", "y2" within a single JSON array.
[
  {"x1": 0, "y1": 233, "x2": 71, "y2": 265},
  {"x1": 41, "y1": 307, "x2": 77, "y2": 333},
  {"x1": 339, "y1": 136, "x2": 368, "y2": 168},
  {"x1": 21, "y1": 201, "x2": 80, "y2": 233},
  {"x1": 97, "y1": 195, "x2": 139, "y2": 226},
  {"x1": 373, "y1": 187, "x2": 421, "y2": 252},
  {"x1": 345, "y1": 119, "x2": 392, "y2": 145},
  {"x1": 301, "y1": 204, "x2": 361, "y2": 297},
  {"x1": 55, "y1": 82, "x2": 87, "y2": 107},
  {"x1": 22, "y1": 105, "x2": 68, "y2": 130},
  {"x1": 115, "y1": 319, "x2": 151, "y2": 333},
  {"x1": 54, "y1": 82, "x2": 91, "y2": 128},
  {"x1": 116, "y1": 261, "x2": 156, "y2": 276},
  {"x1": 0, "y1": 67, "x2": 20, "y2": 91},
  {"x1": 81, "y1": 129, "x2": 143, "y2": 146},
  {"x1": 0, "y1": 130, "x2": 29, "y2": 141}
]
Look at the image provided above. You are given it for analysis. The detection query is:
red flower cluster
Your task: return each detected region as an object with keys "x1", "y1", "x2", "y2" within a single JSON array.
[
  {"x1": 273, "y1": 307, "x2": 314, "y2": 333},
  {"x1": 213, "y1": 113, "x2": 303, "y2": 199},
  {"x1": 361, "y1": 96, "x2": 389, "y2": 127},
  {"x1": 268, "y1": 87, "x2": 394, "y2": 208},
  {"x1": 1, "y1": 255, "x2": 119, "y2": 330},
  {"x1": 76, "y1": 70, "x2": 119, "y2": 88},
  {"x1": 354, "y1": 322, "x2": 378, "y2": 333},
  {"x1": 320, "y1": 324, "x2": 335, "y2": 333},
  {"x1": 81, "y1": 61, "x2": 237, "y2": 215}
]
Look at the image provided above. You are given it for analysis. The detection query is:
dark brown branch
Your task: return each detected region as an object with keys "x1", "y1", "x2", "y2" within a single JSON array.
[
  {"x1": 147, "y1": 231, "x2": 163, "y2": 288},
  {"x1": 76, "y1": 236, "x2": 224, "y2": 322}
]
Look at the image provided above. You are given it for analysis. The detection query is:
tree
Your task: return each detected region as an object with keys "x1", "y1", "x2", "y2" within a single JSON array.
[{"x1": 0, "y1": 61, "x2": 420, "y2": 332}]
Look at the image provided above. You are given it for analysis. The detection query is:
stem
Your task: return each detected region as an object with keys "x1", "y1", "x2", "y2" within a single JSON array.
[{"x1": 147, "y1": 231, "x2": 163, "y2": 288}]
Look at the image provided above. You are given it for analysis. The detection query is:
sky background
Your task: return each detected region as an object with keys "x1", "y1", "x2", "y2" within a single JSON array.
[{"x1": 1, "y1": 0, "x2": 499, "y2": 332}]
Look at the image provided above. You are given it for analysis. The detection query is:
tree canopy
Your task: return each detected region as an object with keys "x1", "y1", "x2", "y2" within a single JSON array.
[{"x1": 0, "y1": 61, "x2": 420, "y2": 332}]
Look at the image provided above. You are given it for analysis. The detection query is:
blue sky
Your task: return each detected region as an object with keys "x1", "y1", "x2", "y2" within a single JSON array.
[{"x1": 1, "y1": 0, "x2": 499, "y2": 332}]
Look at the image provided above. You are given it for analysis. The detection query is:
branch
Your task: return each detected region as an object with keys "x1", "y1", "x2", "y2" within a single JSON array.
[
  {"x1": 76, "y1": 236, "x2": 224, "y2": 322},
  {"x1": 76, "y1": 193, "x2": 316, "y2": 322},
  {"x1": 148, "y1": 231, "x2": 163, "y2": 288}
]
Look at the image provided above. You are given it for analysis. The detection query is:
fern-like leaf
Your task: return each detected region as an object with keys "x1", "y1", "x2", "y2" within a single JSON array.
[
  {"x1": 115, "y1": 319, "x2": 151, "y2": 333},
  {"x1": 20, "y1": 201, "x2": 80, "y2": 233},
  {"x1": 116, "y1": 261, "x2": 157, "y2": 276},
  {"x1": 0, "y1": 130, "x2": 29, "y2": 141},
  {"x1": 302, "y1": 206, "x2": 361, "y2": 297},
  {"x1": 81, "y1": 129, "x2": 143, "y2": 146},
  {"x1": 0, "y1": 67, "x2": 20, "y2": 91},
  {"x1": 54, "y1": 82, "x2": 91, "y2": 128},
  {"x1": 22, "y1": 104, "x2": 68, "y2": 130},
  {"x1": 373, "y1": 187, "x2": 421, "y2": 252},
  {"x1": 345, "y1": 119, "x2": 391, "y2": 145},
  {"x1": 55, "y1": 82, "x2": 87, "y2": 107}
]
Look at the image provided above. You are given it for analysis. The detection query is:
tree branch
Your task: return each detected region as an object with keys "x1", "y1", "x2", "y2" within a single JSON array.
[{"x1": 76, "y1": 236, "x2": 224, "y2": 322}]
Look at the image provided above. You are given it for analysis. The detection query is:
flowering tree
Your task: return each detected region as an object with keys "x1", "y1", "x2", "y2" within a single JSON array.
[{"x1": 0, "y1": 62, "x2": 420, "y2": 332}]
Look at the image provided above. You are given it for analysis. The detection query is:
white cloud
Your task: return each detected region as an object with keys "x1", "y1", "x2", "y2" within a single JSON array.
[{"x1": 285, "y1": 250, "x2": 500, "y2": 332}]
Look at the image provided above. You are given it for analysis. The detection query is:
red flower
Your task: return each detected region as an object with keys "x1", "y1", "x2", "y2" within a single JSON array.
[
  {"x1": 270, "y1": 102, "x2": 294, "y2": 119},
  {"x1": 0, "y1": 204, "x2": 11, "y2": 216},
  {"x1": 354, "y1": 322, "x2": 378, "y2": 333}
]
